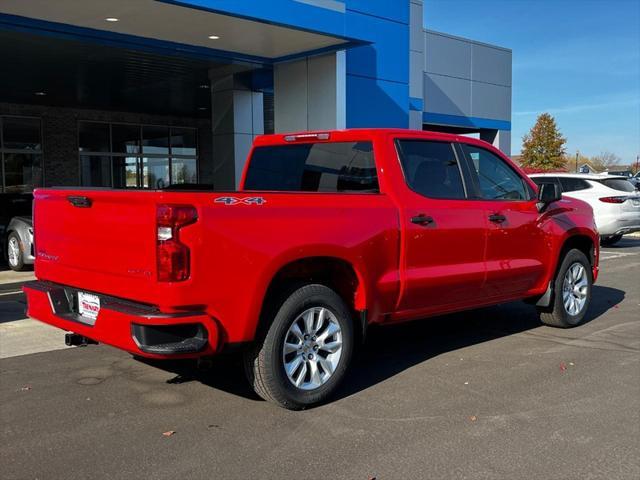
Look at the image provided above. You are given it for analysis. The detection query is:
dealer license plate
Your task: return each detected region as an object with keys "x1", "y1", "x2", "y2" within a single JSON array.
[{"x1": 78, "y1": 292, "x2": 100, "y2": 324}]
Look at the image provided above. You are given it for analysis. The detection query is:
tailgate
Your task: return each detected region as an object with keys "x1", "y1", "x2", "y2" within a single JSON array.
[{"x1": 33, "y1": 189, "x2": 159, "y2": 302}]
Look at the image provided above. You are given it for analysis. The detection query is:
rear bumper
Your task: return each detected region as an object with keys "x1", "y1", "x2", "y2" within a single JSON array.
[
  {"x1": 597, "y1": 212, "x2": 640, "y2": 236},
  {"x1": 23, "y1": 281, "x2": 219, "y2": 359}
]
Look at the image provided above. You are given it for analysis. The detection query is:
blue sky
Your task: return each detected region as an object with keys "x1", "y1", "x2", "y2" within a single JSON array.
[{"x1": 425, "y1": 0, "x2": 640, "y2": 162}]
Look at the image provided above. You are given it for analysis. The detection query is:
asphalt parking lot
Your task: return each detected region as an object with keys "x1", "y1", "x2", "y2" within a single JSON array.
[{"x1": 1, "y1": 239, "x2": 639, "y2": 480}]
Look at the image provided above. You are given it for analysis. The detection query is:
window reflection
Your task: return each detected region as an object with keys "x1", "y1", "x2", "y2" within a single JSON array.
[
  {"x1": 1, "y1": 116, "x2": 43, "y2": 193},
  {"x1": 80, "y1": 156, "x2": 111, "y2": 187},
  {"x1": 78, "y1": 122, "x2": 197, "y2": 188}
]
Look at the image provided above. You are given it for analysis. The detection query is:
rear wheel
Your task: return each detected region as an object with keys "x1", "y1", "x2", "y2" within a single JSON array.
[
  {"x1": 538, "y1": 249, "x2": 592, "y2": 328},
  {"x1": 244, "y1": 284, "x2": 354, "y2": 410},
  {"x1": 7, "y1": 233, "x2": 25, "y2": 272},
  {"x1": 601, "y1": 234, "x2": 622, "y2": 246}
]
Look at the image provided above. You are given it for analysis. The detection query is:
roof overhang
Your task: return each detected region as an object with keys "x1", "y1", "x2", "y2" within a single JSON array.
[{"x1": 0, "y1": 0, "x2": 365, "y2": 65}]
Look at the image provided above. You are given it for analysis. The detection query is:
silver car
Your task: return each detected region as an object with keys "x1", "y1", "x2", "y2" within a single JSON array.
[{"x1": 5, "y1": 216, "x2": 34, "y2": 271}]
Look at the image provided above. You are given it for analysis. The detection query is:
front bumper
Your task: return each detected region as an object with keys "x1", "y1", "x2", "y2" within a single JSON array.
[{"x1": 23, "y1": 281, "x2": 219, "y2": 359}]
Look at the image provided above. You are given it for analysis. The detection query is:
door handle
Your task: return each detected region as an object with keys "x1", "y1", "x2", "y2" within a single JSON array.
[
  {"x1": 67, "y1": 196, "x2": 92, "y2": 208},
  {"x1": 488, "y1": 213, "x2": 506, "y2": 223},
  {"x1": 411, "y1": 214, "x2": 435, "y2": 226}
]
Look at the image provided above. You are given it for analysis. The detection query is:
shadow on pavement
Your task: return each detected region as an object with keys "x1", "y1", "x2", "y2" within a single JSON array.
[
  {"x1": 138, "y1": 284, "x2": 625, "y2": 404},
  {"x1": 602, "y1": 237, "x2": 640, "y2": 249},
  {"x1": 0, "y1": 301, "x2": 28, "y2": 324}
]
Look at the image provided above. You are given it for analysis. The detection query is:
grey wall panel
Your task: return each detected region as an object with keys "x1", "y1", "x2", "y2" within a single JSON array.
[
  {"x1": 410, "y1": 1, "x2": 423, "y2": 53},
  {"x1": 274, "y1": 58, "x2": 308, "y2": 132},
  {"x1": 274, "y1": 53, "x2": 343, "y2": 132},
  {"x1": 424, "y1": 31, "x2": 471, "y2": 79},
  {"x1": 410, "y1": 50, "x2": 423, "y2": 98},
  {"x1": 472, "y1": 44, "x2": 512, "y2": 87},
  {"x1": 423, "y1": 72, "x2": 471, "y2": 117},
  {"x1": 471, "y1": 81, "x2": 511, "y2": 120},
  {"x1": 308, "y1": 53, "x2": 337, "y2": 130}
]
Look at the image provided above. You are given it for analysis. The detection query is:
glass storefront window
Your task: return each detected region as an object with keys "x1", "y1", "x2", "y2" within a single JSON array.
[
  {"x1": 170, "y1": 128, "x2": 197, "y2": 156},
  {"x1": 171, "y1": 158, "x2": 197, "y2": 184},
  {"x1": 80, "y1": 156, "x2": 112, "y2": 187},
  {"x1": 142, "y1": 126, "x2": 169, "y2": 155},
  {"x1": 2, "y1": 117, "x2": 42, "y2": 150},
  {"x1": 141, "y1": 157, "x2": 169, "y2": 189},
  {"x1": 112, "y1": 124, "x2": 140, "y2": 154},
  {"x1": 78, "y1": 121, "x2": 197, "y2": 189},
  {"x1": 1, "y1": 116, "x2": 43, "y2": 192},
  {"x1": 3, "y1": 152, "x2": 43, "y2": 193},
  {"x1": 113, "y1": 157, "x2": 139, "y2": 188},
  {"x1": 78, "y1": 122, "x2": 110, "y2": 153}
]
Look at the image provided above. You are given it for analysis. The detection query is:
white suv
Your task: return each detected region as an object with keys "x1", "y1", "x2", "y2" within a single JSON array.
[{"x1": 530, "y1": 173, "x2": 640, "y2": 246}]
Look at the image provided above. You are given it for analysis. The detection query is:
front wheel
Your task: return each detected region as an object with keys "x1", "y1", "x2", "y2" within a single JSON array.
[
  {"x1": 244, "y1": 284, "x2": 354, "y2": 410},
  {"x1": 7, "y1": 233, "x2": 25, "y2": 272},
  {"x1": 601, "y1": 234, "x2": 622, "y2": 246},
  {"x1": 537, "y1": 249, "x2": 592, "y2": 328}
]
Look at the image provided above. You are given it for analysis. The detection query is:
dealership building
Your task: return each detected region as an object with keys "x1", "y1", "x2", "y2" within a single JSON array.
[{"x1": 0, "y1": 0, "x2": 511, "y2": 193}]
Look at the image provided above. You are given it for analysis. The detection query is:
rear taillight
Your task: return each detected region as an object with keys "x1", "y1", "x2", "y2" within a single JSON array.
[
  {"x1": 156, "y1": 204, "x2": 197, "y2": 282},
  {"x1": 599, "y1": 196, "x2": 628, "y2": 204}
]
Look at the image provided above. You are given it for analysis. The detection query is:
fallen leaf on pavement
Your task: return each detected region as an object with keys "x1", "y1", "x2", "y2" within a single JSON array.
[
  {"x1": 162, "y1": 431, "x2": 176, "y2": 437},
  {"x1": 470, "y1": 415, "x2": 477, "y2": 422},
  {"x1": 20, "y1": 386, "x2": 31, "y2": 391}
]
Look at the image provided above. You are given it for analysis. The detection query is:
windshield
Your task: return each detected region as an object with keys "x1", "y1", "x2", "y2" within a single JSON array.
[{"x1": 598, "y1": 178, "x2": 635, "y2": 192}]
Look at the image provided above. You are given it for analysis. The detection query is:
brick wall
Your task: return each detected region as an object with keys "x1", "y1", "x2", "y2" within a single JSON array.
[{"x1": 0, "y1": 102, "x2": 212, "y2": 187}]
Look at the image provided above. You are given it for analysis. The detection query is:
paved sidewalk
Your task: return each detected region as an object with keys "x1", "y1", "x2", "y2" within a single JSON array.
[{"x1": 0, "y1": 268, "x2": 70, "y2": 359}]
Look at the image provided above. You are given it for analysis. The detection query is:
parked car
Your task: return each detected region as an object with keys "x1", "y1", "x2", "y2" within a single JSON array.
[
  {"x1": 607, "y1": 170, "x2": 633, "y2": 178},
  {"x1": 1, "y1": 193, "x2": 34, "y2": 271},
  {"x1": 529, "y1": 173, "x2": 640, "y2": 246},
  {"x1": 24, "y1": 129, "x2": 599, "y2": 409},
  {"x1": 628, "y1": 171, "x2": 640, "y2": 190}
]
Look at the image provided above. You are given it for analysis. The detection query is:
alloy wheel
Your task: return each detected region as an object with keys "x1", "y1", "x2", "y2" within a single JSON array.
[
  {"x1": 562, "y1": 262, "x2": 588, "y2": 316},
  {"x1": 282, "y1": 307, "x2": 343, "y2": 390}
]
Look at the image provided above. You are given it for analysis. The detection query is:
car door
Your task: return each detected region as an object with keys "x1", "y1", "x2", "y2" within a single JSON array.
[
  {"x1": 458, "y1": 143, "x2": 547, "y2": 298},
  {"x1": 393, "y1": 139, "x2": 488, "y2": 314}
]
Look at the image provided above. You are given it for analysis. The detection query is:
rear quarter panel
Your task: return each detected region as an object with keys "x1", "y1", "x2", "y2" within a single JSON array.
[{"x1": 191, "y1": 192, "x2": 400, "y2": 343}]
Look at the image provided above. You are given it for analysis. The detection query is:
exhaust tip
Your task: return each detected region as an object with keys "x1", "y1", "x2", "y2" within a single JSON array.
[{"x1": 65, "y1": 333, "x2": 98, "y2": 347}]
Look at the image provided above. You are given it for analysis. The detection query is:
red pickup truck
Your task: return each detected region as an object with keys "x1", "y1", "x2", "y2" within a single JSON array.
[{"x1": 24, "y1": 129, "x2": 599, "y2": 409}]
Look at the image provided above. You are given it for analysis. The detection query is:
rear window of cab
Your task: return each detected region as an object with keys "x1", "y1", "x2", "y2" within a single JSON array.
[{"x1": 244, "y1": 141, "x2": 379, "y2": 193}]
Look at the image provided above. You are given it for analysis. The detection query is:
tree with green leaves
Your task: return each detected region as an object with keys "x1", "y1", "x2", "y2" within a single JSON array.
[{"x1": 521, "y1": 113, "x2": 567, "y2": 170}]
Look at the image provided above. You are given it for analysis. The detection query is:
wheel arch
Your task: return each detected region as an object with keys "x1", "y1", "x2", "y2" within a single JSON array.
[
  {"x1": 533, "y1": 232, "x2": 596, "y2": 308},
  {"x1": 559, "y1": 233, "x2": 596, "y2": 270},
  {"x1": 254, "y1": 256, "x2": 369, "y2": 344}
]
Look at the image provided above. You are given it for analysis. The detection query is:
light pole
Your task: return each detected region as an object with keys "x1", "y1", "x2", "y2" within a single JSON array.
[{"x1": 575, "y1": 151, "x2": 579, "y2": 173}]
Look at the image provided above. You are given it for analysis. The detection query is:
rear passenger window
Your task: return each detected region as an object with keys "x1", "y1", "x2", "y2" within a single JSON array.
[
  {"x1": 559, "y1": 177, "x2": 591, "y2": 192},
  {"x1": 461, "y1": 144, "x2": 529, "y2": 200},
  {"x1": 395, "y1": 140, "x2": 466, "y2": 199},
  {"x1": 244, "y1": 141, "x2": 378, "y2": 192}
]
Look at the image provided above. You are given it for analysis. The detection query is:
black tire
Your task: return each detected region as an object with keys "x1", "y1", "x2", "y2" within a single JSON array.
[
  {"x1": 7, "y1": 232, "x2": 25, "y2": 272},
  {"x1": 243, "y1": 284, "x2": 354, "y2": 410},
  {"x1": 537, "y1": 249, "x2": 592, "y2": 328},
  {"x1": 601, "y1": 234, "x2": 622, "y2": 246}
]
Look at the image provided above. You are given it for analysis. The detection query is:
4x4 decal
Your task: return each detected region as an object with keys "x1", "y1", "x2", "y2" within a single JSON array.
[{"x1": 215, "y1": 196, "x2": 267, "y2": 206}]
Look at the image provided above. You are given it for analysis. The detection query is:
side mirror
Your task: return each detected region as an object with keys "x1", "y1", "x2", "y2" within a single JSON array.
[{"x1": 537, "y1": 182, "x2": 562, "y2": 212}]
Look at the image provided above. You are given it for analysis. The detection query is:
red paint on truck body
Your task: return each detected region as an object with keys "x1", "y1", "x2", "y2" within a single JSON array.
[{"x1": 24, "y1": 129, "x2": 599, "y2": 358}]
